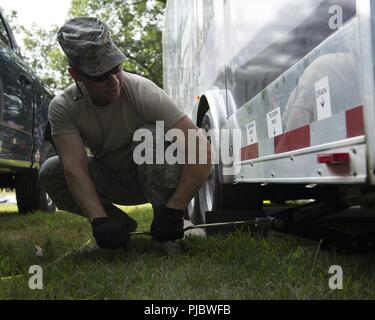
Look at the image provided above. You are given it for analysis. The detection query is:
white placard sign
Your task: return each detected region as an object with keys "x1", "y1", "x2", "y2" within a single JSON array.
[
  {"x1": 315, "y1": 76, "x2": 332, "y2": 120},
  {"x1": 246, "y1": 121, "x2": 258, "y2": 145},
  {"x1": 266, "y1": 107, "x2": 283, "y2": 138}
]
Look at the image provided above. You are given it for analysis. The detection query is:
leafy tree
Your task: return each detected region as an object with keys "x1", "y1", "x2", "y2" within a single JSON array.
[{"x1": 6, "y1": 0, "x2": 167, "y2": 94}]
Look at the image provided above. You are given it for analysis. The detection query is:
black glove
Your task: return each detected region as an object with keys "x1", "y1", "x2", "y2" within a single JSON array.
[
  {"x1": 150, "y1": 206, "x2": 185, "y2": 242},
  {"x1": 102, "y1": 204, "x2": 138, "y2": 233},
  {"x1": 92, "y1": 217, "x2": 131, "y2": 249}
]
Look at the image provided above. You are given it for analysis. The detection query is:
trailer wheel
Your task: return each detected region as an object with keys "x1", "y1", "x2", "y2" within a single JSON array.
[{"x1": 197, "y1": 111, "x2": 263, "y2": 225}]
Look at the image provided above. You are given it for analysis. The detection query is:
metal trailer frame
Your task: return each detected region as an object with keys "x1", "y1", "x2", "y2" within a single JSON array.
[
  {"x1": 163, "y1": 1, "x2": 375, "y2": 247},
  {"x1": 164, "y1": 0, "x2": 373, "y2": 188},
  {"x1": 227, "y1": 9, "x2": 368, "y2": 186},
  {"x1": 359, "y1": 0, "x2": 375, "y2": 185}
]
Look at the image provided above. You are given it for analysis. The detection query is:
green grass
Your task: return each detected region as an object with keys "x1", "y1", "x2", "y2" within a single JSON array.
[{"x1": 0, "y1": 203, "x2": 375, "y2": 300}]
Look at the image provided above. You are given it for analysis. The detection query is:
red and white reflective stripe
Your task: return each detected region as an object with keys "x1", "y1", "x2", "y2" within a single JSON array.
[
  {"x1": 346, "y1": 105, "x2": 364, "y2": 138},
  {"x1": 241, "y1": 143, "x2": 259, "y2": 161},
  {"x1": 240, "y1": 105, "x2": 365, "y2": 162},
  {"x1": 274, "y1": 125, "x2": 310, "y2": 154}
]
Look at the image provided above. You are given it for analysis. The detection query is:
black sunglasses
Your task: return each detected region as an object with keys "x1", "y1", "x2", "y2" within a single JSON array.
[{"x1": 78, "y1": 64, "x2": 123, "y2": 83}]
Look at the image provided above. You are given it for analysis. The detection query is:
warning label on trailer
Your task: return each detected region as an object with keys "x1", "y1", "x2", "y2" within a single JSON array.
[
  {"x1": 246, "y1": 121, "x2": 258, "y2": 145},
  {"x1": 267, "y1": 107, "x2": 283, "y2": 138},
  {"x1": 315, "y1": 76, "x2": 332, "y2": 121}
]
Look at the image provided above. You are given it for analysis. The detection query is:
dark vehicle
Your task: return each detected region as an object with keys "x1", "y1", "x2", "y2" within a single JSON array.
[{"x1": 0, "y1": 8, "x2": 55, "y2": 214}]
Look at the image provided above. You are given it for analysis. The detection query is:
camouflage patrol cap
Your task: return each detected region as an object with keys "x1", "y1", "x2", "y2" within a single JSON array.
[{"x1": 57, "y1": 17, "x2": 125, "y2": 77}]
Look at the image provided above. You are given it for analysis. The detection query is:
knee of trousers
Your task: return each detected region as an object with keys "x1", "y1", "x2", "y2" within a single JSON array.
[
  {"x1": 132, "y1": 123, "x2": 184, "y2": 206},
  {"x1": 39, "y1": 156, "x2": 64, "y2": 185}
]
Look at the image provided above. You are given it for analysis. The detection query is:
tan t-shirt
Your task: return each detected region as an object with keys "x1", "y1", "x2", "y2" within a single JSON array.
[{"x1": 49, "y1": 71, "x2": 187, "y2": 173}]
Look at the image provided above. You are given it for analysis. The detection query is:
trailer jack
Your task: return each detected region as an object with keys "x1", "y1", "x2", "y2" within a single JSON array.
[{"x1": 259, "y1": 202, "x2": 375, "y2": 253}]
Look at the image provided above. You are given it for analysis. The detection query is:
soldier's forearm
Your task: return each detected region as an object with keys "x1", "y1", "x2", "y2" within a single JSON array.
[
  {"x1": 166, "y1": 163, "x2": 212, "y2": 210},
  {"x1": 64, "y1": 167, "x2": 107, "y2": 222}
]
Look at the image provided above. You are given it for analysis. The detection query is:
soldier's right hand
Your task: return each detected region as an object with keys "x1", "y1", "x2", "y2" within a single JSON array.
[{"x1": 91, "y1": 217, "x2": 130, "y2": 249}]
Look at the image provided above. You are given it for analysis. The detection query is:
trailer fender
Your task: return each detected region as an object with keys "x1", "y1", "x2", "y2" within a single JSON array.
[{"x1": 193, "y1": 89, "x2": 236, "y2": 184}]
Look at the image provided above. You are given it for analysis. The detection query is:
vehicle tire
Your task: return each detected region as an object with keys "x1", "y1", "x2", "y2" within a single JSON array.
[
  {"x1": 15, "y1": 142, "x2": 56, "y2": 214},
  {"x1": 15, "y1": 169, "x2": 54, "y2": 214},
  {"x1": 197, "y1": 110, "x2": 264, "y2": 225}
]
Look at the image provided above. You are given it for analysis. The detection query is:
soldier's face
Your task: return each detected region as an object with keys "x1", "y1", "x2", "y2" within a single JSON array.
[
  {"x1": 84, "y1": 69, "x2": 124, "y2": 104},
  {"x1": 98, "y1": 71, "x2": 123, "y2": 99}
]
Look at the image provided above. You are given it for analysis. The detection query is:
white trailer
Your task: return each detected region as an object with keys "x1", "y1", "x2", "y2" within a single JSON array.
[{"x1": 163, "y1": 0, "x2": 375, "y2": 249}]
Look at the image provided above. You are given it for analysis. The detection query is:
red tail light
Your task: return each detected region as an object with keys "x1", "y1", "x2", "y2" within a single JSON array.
[{"x1": 317, "y1": 153, "x2": 350, "y2": 165}]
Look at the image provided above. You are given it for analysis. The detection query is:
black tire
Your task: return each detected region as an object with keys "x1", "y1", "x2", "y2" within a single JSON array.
[
  {"x1": 15, "y1": 142, "x2": 56, "y2": 214},
  {"x1": 197, "y1": 110, "x2": 264, "y2": 226},
  {"x1": 15, "y1": 169, "x2": 55, "y2": 214}
]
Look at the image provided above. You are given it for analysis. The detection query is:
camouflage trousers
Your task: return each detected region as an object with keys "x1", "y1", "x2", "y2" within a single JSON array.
[{"x1": 39, "y1": 124, "x2": 183, "y2": 217}]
